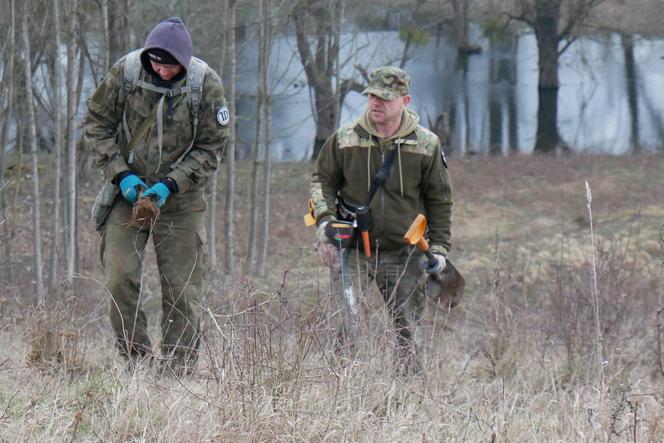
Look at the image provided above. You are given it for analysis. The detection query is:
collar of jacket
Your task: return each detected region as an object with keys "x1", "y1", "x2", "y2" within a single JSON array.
[
  {"x1": 352, "y1": 113, "x2": 419, "y2": 199},
  {"x1": 352, "y1": 123, "x2": 418, "y2": 145}
]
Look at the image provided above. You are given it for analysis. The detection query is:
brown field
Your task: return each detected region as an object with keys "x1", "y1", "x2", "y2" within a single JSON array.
[{"x1": 0, "y1": 153, "x2": 663, "y2": 441}]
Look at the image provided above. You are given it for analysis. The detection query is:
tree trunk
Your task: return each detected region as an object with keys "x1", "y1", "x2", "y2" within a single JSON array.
[
  {"x1": 533, "y1": 0, "x2": 561, "y2": 152},
  {"x1": 451, "y1": 0, "x2": 469, "y2": 49},
  {"x1": 534, "y1": 0, "x2": 561, "y2": 89},
  {"x1": 292, "y1": 0, "x2": 343, "y2": 160},
  {"x1": 206, "y1": 170, "x2": 219, "y2": 270},
  {"x1": 0, "y1": 0, "x2": 16, "y2": 283},
  {"x1": 224, "y1": 0, "x2": 237, "y2": 274},
  {"x1": 534, "y1": 87, "x2": 559, "y2": 152},
  {"x1": 101, "y1": 0, "x2": 110, "y2": 72},
  {"x1": 48, "y1": 0, "x2": 64, "y2": 292},
  {"x1": 488, "y1": 34, "x2": 501, "y2": 154},
  {"x1": 246, "y1": 97, "x2": 262, "y2": 270},
  {"x1": 257, "y1": 103, "x2": 272, "y2": 277},
  {"x1": 247, "y1": 0, "x2": 268, "y2": 271},
  {"x1": 311, "y1": 87, "x2": 337, "y2": 159},
  {"x1": 488, "y1": 98, "x2": 502, "y2": 154},
  {"x1": 333, "y1": 0, "x2": 343, "y2": 130},
  {"x1": 65, "y1": 0, "x2": 78, "y2": 294},
  {"x1": 108, "y1": 0, "x2": 129, "y2": 64},
  {"x1": 507, "y1": 85, "x2": 518, "y2": 152},
  {"x1": 621, "y1": 33, "x2": 640, "y2": 153},
  {"x1": 507, "y1": 35, "x2": 518, "y2": 152},
  {"x1": 11, "y1": 120, "x2": 23, "y2": 213},
  {"x1": 21, "y1": 1, "x2": 45, "y2": 305},
  {"x1": 257, "y1": 0, "x2": 273, "y2": 277},
  {"x1": 454, "y1": 53, "x2": 470, "y2": 154},
  {"x1": 206, "y1": 1, "x2": 228, "y2": 272}
]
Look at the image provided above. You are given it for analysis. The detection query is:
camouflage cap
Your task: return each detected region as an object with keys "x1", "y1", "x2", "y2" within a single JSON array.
[{"x1": 362, "y1": 66, "x2": 411, "y2": 101}]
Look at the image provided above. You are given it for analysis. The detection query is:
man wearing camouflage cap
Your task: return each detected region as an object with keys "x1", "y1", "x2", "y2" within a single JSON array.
[
  {"x1": 85, "y1": 17, "x2": 229, "y2": 374},
  {"x1": 308, "y1": 66, "x2": 453, "y2": 371}
]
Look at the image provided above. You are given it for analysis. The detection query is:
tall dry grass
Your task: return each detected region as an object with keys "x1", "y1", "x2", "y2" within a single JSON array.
[
  {"x1": 0, "y1": 156, "x2": 663, "y2": 441},
  {"x1": 1, "y1": 231, "x2": 661, "y2": 440}
]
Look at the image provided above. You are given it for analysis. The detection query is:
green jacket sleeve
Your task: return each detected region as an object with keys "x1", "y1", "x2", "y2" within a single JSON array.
[
  {"x1": 84, "y1": 59, "x2": 127, "y2": 181},
  {"x1": 422, "y1": 142, "x2": 453, "y2": 255},
  {"x1": 166, "y1": 69, "x2": 229, "y2": 193},
  {"x1": 310, "y1": 132, "x2": 343, "y2": 223}
]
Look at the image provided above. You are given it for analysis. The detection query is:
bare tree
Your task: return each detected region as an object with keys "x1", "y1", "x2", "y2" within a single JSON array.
[
  {"x1": 224, "y1": 0, "x2": 238, "y2": 274},
  {"x1": 487, "y1": 29, "x2": 518, "y2": 153},
  {"x1": 100, "y1": 0, "x2": 111, "y2": 72},
  {"x1": 64, "y1": 0, "x2": 79, "y2": 293},
  {"x1": 108, "y1": 0, "x2": 130, "y2": 64},
  {"x1": 246, "y1": 102, "x2": 261, "y2": 267},
  {"x1": 48, "y1": 0, "x2": 64, "y2": 291},
  {"x1": 0, "y1": 0, "x2": 16, "y2": 282},
  {"x1": 247, "y1": 0, "x2": 269, "y2": 271},
  {"x1": 256, "y1": 0, "x2": 274, "y2": 277},
  {"x1": 292, "y1": 0, "x2": 346, "y2": 160},
  {"x1": 507, "y1": 0, "x2": 606, "y2": 152},
  {"x1": 451, "y1": 0, "x2": 481, "y2": 54},
  {"x1": 21, "y1": 1, "x2": 45, "y2": 305},
  {"x1": 621, "y1": 33, "x2": 640, "y2": 153},
  {"x1": 206, "y1": 0, "x2": 229, "y2": 271}
]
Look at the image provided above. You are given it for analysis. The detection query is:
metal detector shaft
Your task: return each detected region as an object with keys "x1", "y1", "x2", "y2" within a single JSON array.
[
  {"x1": 325, "y1": 220, "x2": 361, "y2": 339},
  {"x1": 338, "y1": 246, "x2": 360, "y2": 338}
]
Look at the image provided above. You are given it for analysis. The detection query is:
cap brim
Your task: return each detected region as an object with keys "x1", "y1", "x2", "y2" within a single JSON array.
[
  {"x1": 361, "y1": 86, "x2": 399, "y2": 101},
  {"x1": 141, "y1": 46, "x2": 187, "y2": 69}
]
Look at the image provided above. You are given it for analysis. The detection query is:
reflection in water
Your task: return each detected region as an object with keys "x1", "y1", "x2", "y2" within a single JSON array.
[{"x1": 235, "y1": 30, "x2": 664, "y2": 161}]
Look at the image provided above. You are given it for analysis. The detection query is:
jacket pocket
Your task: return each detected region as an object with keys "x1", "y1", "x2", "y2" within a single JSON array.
[{"x1": 91, "y1": 180, "x2": 119, "y2": 231}]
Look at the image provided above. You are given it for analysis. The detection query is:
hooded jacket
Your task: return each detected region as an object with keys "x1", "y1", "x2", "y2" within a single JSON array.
[
  {"x1": 140, "y1": 17, "x2": 193, "y2": 73},
  {"x1": 84, "y1": 18, "x2": 228, "y2": 214},
  {"x1": 310, "y1": 109, "x2": 453, "y2": 254}
]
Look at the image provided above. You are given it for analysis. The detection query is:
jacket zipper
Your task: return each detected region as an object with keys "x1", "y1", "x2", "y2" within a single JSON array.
[{"x1": 379, "y1": 143, "x2": 385, "y2": 242}]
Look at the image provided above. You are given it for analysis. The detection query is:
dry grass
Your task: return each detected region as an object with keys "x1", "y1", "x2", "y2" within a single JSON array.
[
  {"x1": 129, "y1": 197, "x2": 160, "y2": 229},
  {"x1": 0, "y1": 154, "x2": 663, "y2": 441}
]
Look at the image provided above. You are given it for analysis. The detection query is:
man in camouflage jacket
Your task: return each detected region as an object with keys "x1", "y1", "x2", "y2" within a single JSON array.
[
  {"x1": 84, "y1": 17, "x2": 229, "y2": 373},
  {"x1": 310, "y1": 66, "x2": 453, "y2": 369}
]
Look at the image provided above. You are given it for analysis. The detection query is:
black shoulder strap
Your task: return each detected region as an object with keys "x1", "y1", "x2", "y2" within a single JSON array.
[{"x1": 366, "y1": 147, "x2": 398, "y2": 205}]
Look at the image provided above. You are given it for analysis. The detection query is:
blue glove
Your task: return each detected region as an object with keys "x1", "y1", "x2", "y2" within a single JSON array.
[
  {"x1": 119, "y1": 174, "x2": 147, "y2": 204},
  {"x1": 143, "y1": 182, "x2": 170, "y2": 207}
]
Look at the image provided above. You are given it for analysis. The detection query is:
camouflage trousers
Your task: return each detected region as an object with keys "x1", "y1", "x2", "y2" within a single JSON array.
[
  {"x1": 100, "y1": 198, "x2": 207, "y2": 372},
  {"x1": 329, "y1": 246, "x2": 425, "y2": 365}
]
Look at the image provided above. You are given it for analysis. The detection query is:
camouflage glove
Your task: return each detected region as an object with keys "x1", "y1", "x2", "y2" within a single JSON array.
[
  {"x1": 314, "y1": 219, "x2": 340, "y2": 269},
  {"x1": 420, "y1": 253, "x2": 446, "y2": 274}
]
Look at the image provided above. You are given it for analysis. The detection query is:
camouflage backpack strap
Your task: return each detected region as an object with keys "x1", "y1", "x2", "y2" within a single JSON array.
[
  {"x1": 121, "y1": 49, "x2": 144, "y2": 145},
  {"x1": 122, "y1": 48, "x2": 143, "y2": 97},
  {"x1": 187, "y1": 56, "x2": 208, "y2": 134},
  {"x1": 170, "y1": 56, "x2": 208, "y2": 170}
]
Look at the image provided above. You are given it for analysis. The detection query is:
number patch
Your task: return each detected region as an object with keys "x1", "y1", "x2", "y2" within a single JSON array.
[{"x1": 216, "y1": 106, "x2": 230, "y2": 126}]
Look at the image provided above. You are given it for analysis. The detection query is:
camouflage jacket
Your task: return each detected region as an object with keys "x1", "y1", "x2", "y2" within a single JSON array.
[
  {"x1": 310, "y1": 109, "x2": 453, "y2": 254},
  {"x1": 84, "y1": 55, "x2": 228, "y2": 213}
]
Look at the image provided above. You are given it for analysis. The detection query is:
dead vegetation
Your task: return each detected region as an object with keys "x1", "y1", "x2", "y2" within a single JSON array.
[
  {"x1": 129, "y1": 196, "x2": 160, "y2": 229},
  {"x1": 0, "y1": 154, "x2": 663, "y2": 440}
]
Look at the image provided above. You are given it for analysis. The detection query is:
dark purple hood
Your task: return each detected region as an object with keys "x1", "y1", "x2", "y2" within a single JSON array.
[{"x1": 140, "y1": 17, "x2": 193, "y2": 72}]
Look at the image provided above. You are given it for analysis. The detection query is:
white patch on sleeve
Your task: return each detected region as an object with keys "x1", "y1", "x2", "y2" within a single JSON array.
[
  {"x1": 216, "y1": 106, "x2": 230, "y2": 126},
  {"x1": 440, "y1": 148, "x2": 448, "y2": 168}
]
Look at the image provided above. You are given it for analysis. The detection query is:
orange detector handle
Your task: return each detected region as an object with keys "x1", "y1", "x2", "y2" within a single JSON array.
[
  {"x1": 404, "y1": 213, "x2": 437, "y2": 266},
  {"x1": 355, "y1": 205, "x2": 372, "y2": 257},
  {"x1": 361, "y1": 231, "x2": 371, "y2": 257}
]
